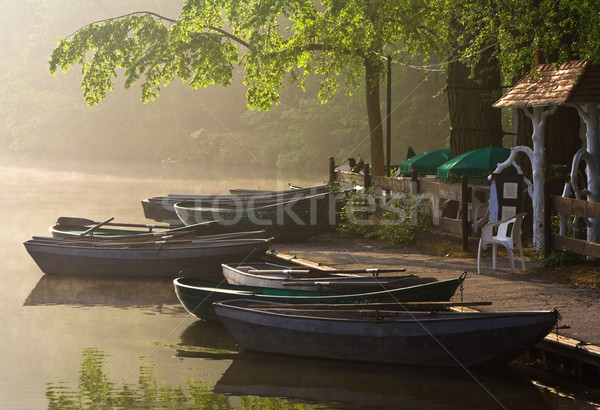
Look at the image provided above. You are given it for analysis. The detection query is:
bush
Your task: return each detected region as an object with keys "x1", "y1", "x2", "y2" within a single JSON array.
[
  {"x1": 532, "y1": 249, "x2": 587, "y2": 268},
  {"x1": 336, "y1": 188, "x2": 432, "y2": 247}
]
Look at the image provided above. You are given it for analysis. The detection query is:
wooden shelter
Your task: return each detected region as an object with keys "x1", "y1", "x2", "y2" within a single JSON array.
[
  {"x1": 493, "y1": 60, "x2": 600, "y2": 248},
  {"x1": 493, "y1": 60, "x2": 600, "y2": 108}
]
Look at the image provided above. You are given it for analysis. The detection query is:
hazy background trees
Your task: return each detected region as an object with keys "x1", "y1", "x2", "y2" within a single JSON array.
[{"x1": 0, "y1": 0, "x2": 449, "y2": 174}]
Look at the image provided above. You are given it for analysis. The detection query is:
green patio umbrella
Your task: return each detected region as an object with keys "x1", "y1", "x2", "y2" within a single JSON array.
[
  {"x1": 397, "y1": 148, "x2": 451, "y2": 177},
  {"x1": 436, "y1": 147, "x2": 513, "y2": 179}
]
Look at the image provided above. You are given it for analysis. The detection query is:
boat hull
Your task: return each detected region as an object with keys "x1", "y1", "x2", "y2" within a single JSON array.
[
  {"x1": 214, "y1": 299, "x2": 559, "y2": 367},
  {"x1": 24, "y1": 238, "x2": 272, "y2": 279},
  {"x1": 142, "y1": 185, "x2": 329, "y2": 226},
  {"x1": 174, "y1": 192, "x2": 336, "y2": 241},
  {"x1": 221, "y1": 262, "x2": 436, "y2": 291},
  {"x1": 173, "y1": 274, "x2": 465, "y2": 321}
]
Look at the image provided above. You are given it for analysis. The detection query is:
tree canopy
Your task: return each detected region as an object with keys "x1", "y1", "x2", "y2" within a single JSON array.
[
  {"x1": 49, "y1": 0, "x2": 438, "y2": 175},
  {"x1": 458, "y1": 0, "x2": 600, "y2": 77},
  {"x1": 48, "y1": 0, "x2": 600, "y2": 176}
]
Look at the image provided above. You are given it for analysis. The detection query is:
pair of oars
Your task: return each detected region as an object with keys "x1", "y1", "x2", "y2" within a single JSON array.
[{"x1": 57, "y1": 216, "x2": 171, "y2": 231}]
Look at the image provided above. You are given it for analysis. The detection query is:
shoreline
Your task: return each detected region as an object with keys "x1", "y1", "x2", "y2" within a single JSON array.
[{"x1": 270, "y1": 231, "x2": 600, "y2": 352}]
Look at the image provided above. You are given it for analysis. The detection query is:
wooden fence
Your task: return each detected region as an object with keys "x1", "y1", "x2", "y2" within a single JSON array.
[
  {"x1": 330, "y1": 158, "x2": 489, "y2": 251},
  {"x1": 544, "y1": 193, "x2": 600, "y2": 258}
]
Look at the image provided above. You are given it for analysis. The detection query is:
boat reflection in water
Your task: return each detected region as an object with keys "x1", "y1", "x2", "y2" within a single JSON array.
[
  {"x1": 214, "y1": 351, "x2": 551, "y2": 409},
  {"x1": 174, "y1": 322, "x2": 551, "y2": 409},
  {"x1": 24, "y1": 274, "x2": 182, "y2": 310},
  {"x1": 175, "y1": 319, "x2": 239, "y2": 360}
]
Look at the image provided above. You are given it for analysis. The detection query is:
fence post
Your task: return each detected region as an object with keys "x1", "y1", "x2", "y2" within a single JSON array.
[
  {"x1": 461, "y1": 175, "x2": 471, "y2": 251},
  {"x1": 364, "y1": 164, "x2": 371, "y2": 188},
  {"x1": 410, "y1": 168, "x2": 419, "y2": 196},
  {"x1": 328, "y1": 156, "x2": 336, "y2": 185},
  {"x1": 544, "y1": 181, "x2": 552, "y2": 257}
]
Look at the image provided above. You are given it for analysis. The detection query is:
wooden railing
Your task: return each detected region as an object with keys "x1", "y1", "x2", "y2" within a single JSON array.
[
  {"x1": 330, "y1": 158, "x2": 489, "y2": 251},
  {"x1": 544, "y1": 193, "x2": 600, "y2": 258}
]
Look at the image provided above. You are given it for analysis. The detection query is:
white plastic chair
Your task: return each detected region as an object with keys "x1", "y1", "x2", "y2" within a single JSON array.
[{"x1": 477, "y1": 212, "x2": 526, "y2": 274}]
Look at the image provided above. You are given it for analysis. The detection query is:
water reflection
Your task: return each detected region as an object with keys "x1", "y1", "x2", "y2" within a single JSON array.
[
  {"x1": 46, "y1": 347, "x2": 230, "y2": 409},
  {"x1": 46, "y1": 347, "x2": 320, "y2": 409},
  {"x1": 24, "y1": 275, "x2": 182, "y2": 309},
  {"x1": 175, "y1": 320, "x2": 239, "y2": 360},
  {"x1": 215, "y1": 352, "x2": 551, "y2": 409}
]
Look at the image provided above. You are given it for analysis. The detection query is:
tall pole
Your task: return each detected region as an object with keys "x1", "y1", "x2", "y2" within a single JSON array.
[{"x1": 386, "y1": 54, "x2": 392, "y2": 177}]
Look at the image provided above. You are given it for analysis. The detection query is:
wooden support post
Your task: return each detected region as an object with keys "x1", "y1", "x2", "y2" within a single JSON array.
[
  {"x1": 544, "y1": 181, "x2": 552, "y2": 257},
  {"x1": 461, "y1": 175, "x2": 470, "y2": 251},
  {"x1": 410, "y1": 168, "x2": 419, "y2": 195},
  {"x1": 364, "y1": 164, "x2": 371, "y2": 188},
  {"x1": 328, "y1": 156, "x2": 336, "y2": 185},
  {"x1": 431, "y1": 195, "x2": 440, "y2": 226}
]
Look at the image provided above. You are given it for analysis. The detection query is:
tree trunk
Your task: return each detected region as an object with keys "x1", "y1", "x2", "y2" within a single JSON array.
[
  {"x1": 446, "y1": 59, "x2": 503, "y2": 157},
  {"x1": 365, "y1": 58, "x2": 385, "y2": 176}
]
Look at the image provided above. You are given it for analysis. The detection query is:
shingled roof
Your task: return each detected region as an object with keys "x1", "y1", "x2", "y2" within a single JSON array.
[{"x1": 493, "y1": 60, "x2": 600, "y2": 108}]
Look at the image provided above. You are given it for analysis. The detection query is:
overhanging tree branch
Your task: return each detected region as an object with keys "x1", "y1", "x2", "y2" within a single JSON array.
[{"x1": 66, "y1": 11, "x2": 251, "y2": 49}]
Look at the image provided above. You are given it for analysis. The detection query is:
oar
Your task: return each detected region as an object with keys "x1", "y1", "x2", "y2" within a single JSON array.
[
  {"x1": 57, "y1": 216, "x2": 170, "y2": 230},
  {"x1": 247, "y1": 301, "x2": 493, "y2": 311},
  {"x1": 288, "y1": 267, "x2": 407, "y2": 276},
  {"x1": 247, "y1": 269, "x2": 312, "y2": 275},
  {"x1": 79, "y1": 217, "x2": 115, "y2": 236}
]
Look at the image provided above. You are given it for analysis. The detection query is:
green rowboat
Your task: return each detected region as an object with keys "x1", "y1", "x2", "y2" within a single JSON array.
[{"x1": 173, "y1": 272, "x2": 467, "y2": 321}]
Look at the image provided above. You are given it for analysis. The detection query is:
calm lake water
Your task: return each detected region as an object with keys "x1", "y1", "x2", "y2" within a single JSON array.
[{"x1": 1, "y1": 159, "x2": 599, "y2": 409}]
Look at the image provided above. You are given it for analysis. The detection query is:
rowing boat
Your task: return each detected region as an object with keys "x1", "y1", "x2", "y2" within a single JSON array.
[
  {"x1": 142, "y1": 185, "x2": 328, "y2": 226},
  {"x1": 214, "y1": 299, "x2": 560, "y2": 367},
  {"x1": 24, "y1": 236, "x2": 272, "y2": 278},
  {"x1": 174, "y1": 192, "x2": 335, "y2": 241},
  {"x1": 221, "y1": 262, "x2": 435, "y2": 292},
  {"x1": 173, "y1": 272, "x2": 466, "y2": 321}
]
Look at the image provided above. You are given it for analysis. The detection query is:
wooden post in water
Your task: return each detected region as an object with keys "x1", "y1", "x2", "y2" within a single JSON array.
[{"x1": 461, "y1": 175, "x2": 471, "y2": 251}]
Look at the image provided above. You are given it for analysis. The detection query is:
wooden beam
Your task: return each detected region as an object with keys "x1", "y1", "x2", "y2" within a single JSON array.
[
  {"x1": 551, "y1": 195, "x2": 600, "y2": 219},
  {"x1": 551, "y1": 234, "x2": 600, "y2": 259}
]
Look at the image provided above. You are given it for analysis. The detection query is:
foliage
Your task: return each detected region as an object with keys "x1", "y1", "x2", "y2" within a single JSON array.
[
  {"x1": 48, "y1": 0, "x2": 443, "y2": 175},
  {"x1": 1, "y1": 0, "x2": 448, "y2": 171},
  {"x1": 337, "y1": 188, "x2": 432, "y2": 247},
  {"x1": 532, "y1": 249, "x2": 587, "y2": 268},
  {"x1": 240, "y1": 62, "x2": 449, "y2": 172},
  {"x1": 531, "y1": 213, "x2": 589, "y2": 268},
  {"x1": 456, "y1": 0, "x2": 600, "y2": 78}
]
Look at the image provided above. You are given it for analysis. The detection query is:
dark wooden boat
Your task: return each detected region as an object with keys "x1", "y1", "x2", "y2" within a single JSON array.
[
  {"x1": 173, "y1": 272, "x2": 466, "y2": 321},
  {"x1": 141, "y1": 185, "x2": 329, "y2": 226},
  {"x1": 221, "y1": 262, "x2": 436, "y2": 292},
  {"x1": 214, "y1": 299, "x2": 560, "y2": 367},
  {"x1": 174, "y1": 192, "x2": 335, "y2": 241},
  {"x1": 23, "y1": 236, "x2": 272, "y2": 279}
]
